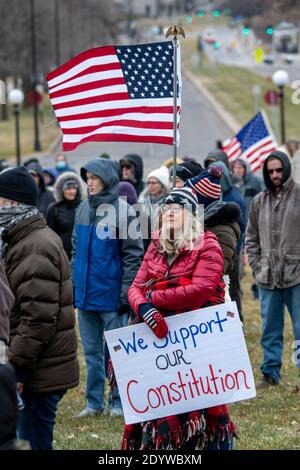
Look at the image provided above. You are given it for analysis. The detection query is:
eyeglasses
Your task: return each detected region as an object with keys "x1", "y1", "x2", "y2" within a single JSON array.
[
  {"x1": 267, "y1": 168, "x2": 283, "y2": 175},
  {"x1": 161, "y1": 203, "x2": 183, "y2": 214},
  {"x1": 122, "y1": 164, "x2": 133, "y2": 170}
]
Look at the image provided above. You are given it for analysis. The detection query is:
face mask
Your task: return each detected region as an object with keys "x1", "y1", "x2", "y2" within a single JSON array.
[{"x1": 56, "y1": 161, "x2": 67, "y2": 170}]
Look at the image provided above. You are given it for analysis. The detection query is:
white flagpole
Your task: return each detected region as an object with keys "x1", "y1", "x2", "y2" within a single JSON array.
[{"x1": 166, "y1": 25, "x2": 185, "y2": 188}]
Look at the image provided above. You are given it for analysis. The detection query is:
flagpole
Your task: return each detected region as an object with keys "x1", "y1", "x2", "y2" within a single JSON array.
[{"x1": 166, "y1": 25, "x2": 185, "y2": 188}]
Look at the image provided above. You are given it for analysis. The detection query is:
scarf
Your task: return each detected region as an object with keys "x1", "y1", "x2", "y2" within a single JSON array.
[{"x1": 0, "y1": 204, "x2": 38, "y2": 257}]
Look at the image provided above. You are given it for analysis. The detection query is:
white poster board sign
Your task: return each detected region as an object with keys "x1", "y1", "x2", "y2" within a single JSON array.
[{"x1": 105, "y1": 302, "x2": 256, "y2": 425}]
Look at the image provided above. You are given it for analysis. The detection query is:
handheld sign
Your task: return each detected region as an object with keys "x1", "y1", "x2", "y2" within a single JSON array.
[{"x1": 105, "y1": 302, "x2": 256, "y2": 425}]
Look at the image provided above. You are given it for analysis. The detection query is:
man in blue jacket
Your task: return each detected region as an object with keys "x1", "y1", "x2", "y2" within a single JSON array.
[{"x1": 72, "y1": 158, "x2": 144, "y2": 417}]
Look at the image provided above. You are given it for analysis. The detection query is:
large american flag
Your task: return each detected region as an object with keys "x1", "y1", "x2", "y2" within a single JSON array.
[
  {"x1": 223, "y1": 111, "x2": 277, "y2": 173},
  {"x1": 47, "y1": 41, "x2": 181, "y2": 151}
]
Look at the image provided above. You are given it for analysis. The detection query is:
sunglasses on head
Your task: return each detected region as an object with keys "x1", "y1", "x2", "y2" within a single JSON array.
[
  {"x1": 121, "y1": 162, "x2": 132, "y2": 170},
  {"x1": 267, "y1": 168, "x2": 283, "y2": 175}
]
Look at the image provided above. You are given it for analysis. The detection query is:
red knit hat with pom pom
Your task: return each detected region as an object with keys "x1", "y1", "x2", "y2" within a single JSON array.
[{"x1": 184, "y1": 165, "x2": 223, "y2": 208}]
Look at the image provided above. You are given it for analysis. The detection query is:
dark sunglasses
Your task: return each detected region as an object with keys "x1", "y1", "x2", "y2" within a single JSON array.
[
  {"x1": 121, "y1": 163, "x2": 133, "y2": 170},
  {"x1": 268, "y1": 168, "x2": 283, "y2": 175}
]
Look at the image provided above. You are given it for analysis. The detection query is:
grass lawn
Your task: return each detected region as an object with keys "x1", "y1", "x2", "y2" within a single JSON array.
[
  {"x1": 53, "y1": 267, "x2": 300, "y2": 450},
  {"x1": 182, "y1": 37, "x2": 300, "y2": 139},
  {"x1": 0, "y1": 103, "x2": 59, "y2": 161}
]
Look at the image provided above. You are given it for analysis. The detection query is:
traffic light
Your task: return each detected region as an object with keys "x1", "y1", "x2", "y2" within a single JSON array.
[
  {"x1": 213, "y1": 41, "x2": 220, "y2": 49},
  {"x1": 242, "y1": 26, "x2": 250, "y2": 36},
  {"x1": 197, "y1": 9, "x2": 205, "y2": 17},
  {"x1": 265, "y1": 25, "x2": 274, "y2": 35},
  {"x1": 212, "y1": 9, "x2": 220, "y2": 17}
]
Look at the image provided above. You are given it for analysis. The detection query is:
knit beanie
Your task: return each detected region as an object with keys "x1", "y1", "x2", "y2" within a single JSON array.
[
  {"x1": 0, "y1": 166, "x2": 38, "y2": 206},
  {"x1": 118, "y1": 181, "x2": 138, "y2": 205},
  {"x1": 163, "y1": 187, "x2": 198, "y2": 214},
  {"x1": 62, "y1": 178, "x2": 79, "y2": 192},
  {"x1": 171, "y1": 160, "x2": 204, "y2": 182},
  {"x1": 147, "y1": 166, "x2": 169, "y2": 189},
  {"x1": 185, "y1": 165, "x2": 223, "y2": 208}
]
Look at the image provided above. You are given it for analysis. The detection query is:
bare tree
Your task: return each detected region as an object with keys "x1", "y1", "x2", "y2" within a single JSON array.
[{"x1": 0, "y1": 0, "x2": 118, "y2": 89}]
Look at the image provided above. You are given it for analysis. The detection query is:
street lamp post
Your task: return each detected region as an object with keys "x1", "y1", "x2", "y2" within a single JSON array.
[
  {"x1": 8, "y1": 89, "x2": 24, "y2": 167},
  {"x1": 272, "y1": 70, "x2": 290, "y2": 145},
  {"x1": 30, "y1": 0, "x2": 42, "y2": 151},
  {"x1": 54, "y1": 0, "x2": 61, "y2": 67}
]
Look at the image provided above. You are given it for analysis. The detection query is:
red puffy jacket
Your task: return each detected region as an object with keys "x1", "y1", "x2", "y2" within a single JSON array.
[{"x1": 128, "y1": 231, "x2": 224, "y2": 316}]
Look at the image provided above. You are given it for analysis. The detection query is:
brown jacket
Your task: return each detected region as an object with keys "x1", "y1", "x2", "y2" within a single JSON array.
[
  {"x1": 204, "y1": 202, "x2": 241, "y2": 275},
  {"x1": 208, "y1": 223, "x2": 240, "y2": 274},
  {"x1": 4, "y1": 213, "x2": 79, "y2": 393},
  {"x1": 246, "y1": 176, "x2": 300, "y2": 289},
  {"x1": 0, "y1": 262, "x2": 14, "y2": 363}
]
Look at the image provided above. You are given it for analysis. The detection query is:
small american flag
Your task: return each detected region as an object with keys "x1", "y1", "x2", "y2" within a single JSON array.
[
  {"x1": 47, "y1": 41, "x2": 181, "y2": 151},
  {"x1": 223, "y1": 111, "x2": 277, "y2": 173}
]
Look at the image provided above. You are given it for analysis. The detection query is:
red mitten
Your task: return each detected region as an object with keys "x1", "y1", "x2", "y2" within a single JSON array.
[{"x1": 139, "y1": 303, "x2": 168, "y2": 338}]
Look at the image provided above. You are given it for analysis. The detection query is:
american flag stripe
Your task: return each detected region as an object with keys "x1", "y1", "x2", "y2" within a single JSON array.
[
  {"x1": 248, "y1": 146, "x2": 277, "y2": 168},
  {"x1": 47, "y1": 47, "x2": 117, "y2": 86},
  {"x1": 63, "y1": 125, "x2": 173, "y2": 142},
  {"x1": 57, "y1": 105, "x2": 174, "y2": 122},
  {"x1": 47, "y1": 41, "x2": 181, "y2": 150},
  {"x1": 63, "y1": 120, "x2": 173, "y2": 136},
  {"x1": 62, "y1": 117, "x2": 174, "y2": 134},
  {"x1": 222, "y1": 112, "x2": 278, "y2": 172},
  {"x1": 63, "y1": 134, "x2": 172, "y2": 151},
  {"x1": 52, "y1": 90, "x2": 129, "y2": 110},
  {"x1": 50, "y1": 77, "x2": 126, "y2": 101},
  {"x1": 49, "y1": 66, "x2": 123, "y2": 94},
  {"x1": 195, "y1": 179, "x2": 221, "y2": 198},
  {"x1": 247, "y1": 143, "x2": 276, "y2": 165},
  {"x1": 60, "y1": 112, "x2": 174, "y2": 130},
  {"x1": 63, "y1": 130, "x2": 173, "y2": 151},
  {"x1": 225, "y1": 139, "x2": 242, "y2": 160},
  {"x1": 53, "y1": 98, "x2": 173, "y2": 117},
  {"x1": 243, "y1": 137, "x2": 275, "y2": 160}
]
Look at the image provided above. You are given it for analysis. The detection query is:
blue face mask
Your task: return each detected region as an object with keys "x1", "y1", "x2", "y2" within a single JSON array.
[{"x1": 56, "y1": 161, "x2": 67, "y2": 170}]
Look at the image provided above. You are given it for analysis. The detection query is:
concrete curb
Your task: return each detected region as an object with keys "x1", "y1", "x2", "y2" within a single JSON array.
[{"x1": 184, "y1": 69, "x2": 241, "y2": 135}]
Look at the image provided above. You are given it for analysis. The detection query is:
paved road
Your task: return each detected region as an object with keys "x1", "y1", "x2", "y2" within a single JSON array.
[
  {"x1": 202, "y1": 26, "x2": 300, "y2": 82},
  {"x1": 202, "y1": 26, "x2": 254, "y2": 68},
  {"x1": 40, "y1": 76, "x2": 232, "y2": 176}
]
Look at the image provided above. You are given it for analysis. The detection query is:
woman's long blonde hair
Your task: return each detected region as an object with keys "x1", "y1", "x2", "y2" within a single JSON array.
[{"x1": 159, "y1": 207, "x2": 203, "y2": 255}]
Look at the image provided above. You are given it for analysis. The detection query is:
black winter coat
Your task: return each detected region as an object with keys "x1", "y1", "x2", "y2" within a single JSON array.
[
  {"x1": 46, "y1": 172, "x2": 83, "y2": 259},
  {"x1": 204, "y1": 201, "x2": 241, "y2": 274}
]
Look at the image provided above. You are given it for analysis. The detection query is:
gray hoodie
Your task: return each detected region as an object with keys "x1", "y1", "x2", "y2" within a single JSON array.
[{"x1": 246, "y1": 151, "x2": 300, "y2": 289}]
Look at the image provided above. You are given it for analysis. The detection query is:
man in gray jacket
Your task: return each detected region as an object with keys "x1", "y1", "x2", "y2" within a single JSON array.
[
  {"x1": 72, "y1": 158, "x2": 144, "y2": 417},
  {"x1": 246, "y1": 150, "x2": 300, "y2": 386}
]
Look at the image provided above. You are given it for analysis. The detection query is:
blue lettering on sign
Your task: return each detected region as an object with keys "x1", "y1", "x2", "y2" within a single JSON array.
[
  {"x1": 118, "y1": 332, "x2": 149, "y2": 355},
  {"x1": 117, "y1": 311, "x2": 228, "y2": 355},
  {"x1": 153, "y1": 311, "x2": 228, "y2": 350}
]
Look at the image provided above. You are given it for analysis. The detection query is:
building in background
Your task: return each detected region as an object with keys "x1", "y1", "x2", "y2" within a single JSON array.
[
  {"x1": 113, "y1": 0, "x2": 199, "y2": 18},
  {"x1": 273, "y1": 22, "x2": 299, "y2": 53}
]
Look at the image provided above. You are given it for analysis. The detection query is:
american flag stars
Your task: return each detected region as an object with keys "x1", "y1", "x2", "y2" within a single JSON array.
[{"x1": 116, "y1": 42, "x2": 176, "y2": 100}]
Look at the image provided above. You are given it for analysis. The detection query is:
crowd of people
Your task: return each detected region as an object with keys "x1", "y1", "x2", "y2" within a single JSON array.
[{"x1": 0, "y1": 145, "x2": 299, "y2": 451}]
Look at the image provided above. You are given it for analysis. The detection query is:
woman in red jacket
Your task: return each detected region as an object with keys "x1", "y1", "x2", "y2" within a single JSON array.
[{"x1": 121, "y1": 185, "x2": 235, "y2": 450}]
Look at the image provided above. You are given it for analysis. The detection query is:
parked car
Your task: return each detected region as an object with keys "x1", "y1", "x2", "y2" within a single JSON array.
[{"x1": 263, "y1": 55, "x2": 275, "y2": 64}]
